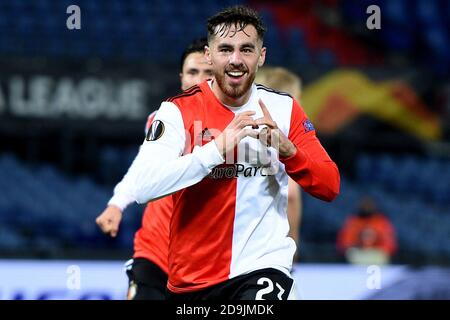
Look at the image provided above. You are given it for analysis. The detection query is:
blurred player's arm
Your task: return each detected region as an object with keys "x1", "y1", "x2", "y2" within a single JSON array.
[{"x1": 287, "y1": 178, "x2": 301, "y2": 244}]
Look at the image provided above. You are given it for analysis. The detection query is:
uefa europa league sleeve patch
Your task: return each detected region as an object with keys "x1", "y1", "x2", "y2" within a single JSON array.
[
  {"x1": 146, "y1": 120, "x2": 165, "y2": 141},
  {"x1": 302, "y1": 119, "x2": 315, "y2": 133}
]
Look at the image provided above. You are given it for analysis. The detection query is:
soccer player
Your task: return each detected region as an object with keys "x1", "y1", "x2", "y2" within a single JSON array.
[
  {"x1": 99, "y1": 5, "x2": 339, "y2": 300},
  {"x1": 96, "y1": 38, "x2": 213, "y2": 300}
]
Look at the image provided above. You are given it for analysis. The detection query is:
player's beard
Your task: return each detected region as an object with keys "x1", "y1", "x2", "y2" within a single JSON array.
[{"x1": 215, "y1": 65, "x2": 255, "y2": 99}]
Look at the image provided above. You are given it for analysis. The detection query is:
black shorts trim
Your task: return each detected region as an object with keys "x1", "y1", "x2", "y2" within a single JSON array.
[
  {"x1": 167, "y1": 268, "x2": 294, "y2": 301},
  {"x1": 126, "y1": 258, "x2": 168, "y2": 300}
]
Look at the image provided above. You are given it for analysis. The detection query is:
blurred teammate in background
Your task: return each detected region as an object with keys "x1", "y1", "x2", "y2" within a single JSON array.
[
  {"x1": 255, "y1": 66, "x2": 302, "y2": 260},
  {"x1": 178, "y1": 38, "x2": 214, "y2": 91},
  {"x1": 96, "y1": 38, "x2": 212, "y2": 300},
  {"x1": 98, "y1": 6, "x2": 339, "y2": 300}
]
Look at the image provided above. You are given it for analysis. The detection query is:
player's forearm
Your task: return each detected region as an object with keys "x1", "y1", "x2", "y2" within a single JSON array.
[
  {"x1": 130, "y1": 141, "x2": 224, "y2": 203},
  {"x1": 108, "y1": 187, "x2": 136, "y2": 212},
  {"x1": 287, "y1": 180, "x2": 301, "y2": 243},
  {"x1": 280, "y1": 137, "x2": 340, "y2": 202},
  {"x1": 107, "y1": 146, "x2": 148, "y2": 212}
]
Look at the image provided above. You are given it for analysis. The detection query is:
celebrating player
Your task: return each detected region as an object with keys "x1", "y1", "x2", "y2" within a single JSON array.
[{"x1": 98, "y1": 5, "x2": 340, "y2": 300}]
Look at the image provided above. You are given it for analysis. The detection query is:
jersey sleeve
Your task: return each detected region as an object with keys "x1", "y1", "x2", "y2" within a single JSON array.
[
  {"x1": 108, "y1": 110, "x2": 158, "y2": 211},
  {"x1": 109, "y1": 101, "x2": 224, "y2": 206},
  {"x1": 144, "y1": 111, "x2": 157, "y2": 135},
  {"x1": 279, "y1": 98, "x2": 340, "y2": 202}
]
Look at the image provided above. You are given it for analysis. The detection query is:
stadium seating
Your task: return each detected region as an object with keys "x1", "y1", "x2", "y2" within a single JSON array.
[
  {"x1": 0, "y1": 0, "x2": 447, "y2": 75},
  {"x1": 0, "y1": 153, "x2": 142, "y2": 255},
  {"x1": 302, "y1": 171, "x2": 450, "y2": 264},
  {"x1": 341, "y1": 0, "x2": 449, "y2": 76},
  {"x1": 356, "y1": 153, "x2": 450, "y2": 205},
  {"x1": 1, "y1": 151, "x2": 448, "y2": 263}
]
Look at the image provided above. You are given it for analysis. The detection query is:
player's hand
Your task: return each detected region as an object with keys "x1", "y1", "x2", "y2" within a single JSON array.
[
  {"x1": 214, "y1": 111, "x2": 259, "y2": 156},
  {"x1": 254, "y1": 99, "x2": 297, "y2": 158},
  {"x1": 95, "y1": 205, "x2": 123, "y2": 237}
]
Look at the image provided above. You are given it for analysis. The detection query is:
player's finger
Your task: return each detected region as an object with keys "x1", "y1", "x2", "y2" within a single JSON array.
[
  {"x1": 236, "y1": 116, "x2": 257, "y2": 123},
  {"x1": 237, "y1": 119, "x2": 258, "y2": 129},
  {"x1": 240, "y1": 128, "x2": 259, "y2": 139},
  {"x1": 96, "y1": 217, "x2": 106, "y2": 229},
  {"x1": 258, "y1": 99, "x2": 273, "y2": 120},
  {"x1": 97, "y1": 218, "x2": 112, "y2": 233},
  {"x1": 110, "y1": 228, "x2": 118, "y2": 237},
  {"x1": 235, "y1": 111, "x2": 256, "y2": 119},
  {"x1": 102, "y1": 222, "x2": 112, "y2": 233},
  {"x1": 270, "y1": 129, "x2": 280, "y2": 149},
  {"x1": 254, "y1": 117, "x2": 276, "y2": 128},
  {"x1": 259, "y1": 127, "x2": 270, "y2": 146}
]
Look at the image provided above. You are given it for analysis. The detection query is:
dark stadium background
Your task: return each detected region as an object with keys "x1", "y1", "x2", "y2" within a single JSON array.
[{"x1": 0, "y1": 0, "x2": 449, "y2": 300}]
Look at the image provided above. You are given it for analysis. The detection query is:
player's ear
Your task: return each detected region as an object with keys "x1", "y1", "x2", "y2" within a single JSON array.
[
  {"x1": 258, "y1": 47, "x2": 266, "y2": 68},
  {"x1": 205, "y1": 45, "x2": 212, "y2": 65}
]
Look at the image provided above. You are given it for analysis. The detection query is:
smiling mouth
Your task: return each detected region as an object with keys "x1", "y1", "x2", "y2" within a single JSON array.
[{"x1": 226, "y1": 71, "x2": 246, "y2": 78}]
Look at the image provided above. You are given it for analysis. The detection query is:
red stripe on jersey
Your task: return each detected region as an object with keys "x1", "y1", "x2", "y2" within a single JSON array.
[
  {"x1": 133, "y1": 84, "x2": 210, "y2": 277},
  {"x1": 133, "y1": 196, "x2": 172, "y2": 274},
  {"x1": 167, "y1": 89, "x2": 202, "y2": 103},
  {"x1": 168, "y1": 173, "x2": 237, "y2": 292},
  {"x1": 144, "y1": 112, "x2": 157, "y2": 135},
  {"x1": 166, "y1": 80, "x2": 238, "y2": 293},
  {"x1": 166, "y1": 85, "x2": 201, "y2": 102}
]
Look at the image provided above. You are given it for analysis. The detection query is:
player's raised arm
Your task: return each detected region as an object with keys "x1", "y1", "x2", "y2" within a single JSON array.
[{"x1": 280, "y1": 99, "x2": 340, "y2": 202}]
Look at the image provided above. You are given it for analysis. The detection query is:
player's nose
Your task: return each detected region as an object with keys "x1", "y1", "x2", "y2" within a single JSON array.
[{"x1": 229, "y1": 51, "x2": 243, "y2": 66}]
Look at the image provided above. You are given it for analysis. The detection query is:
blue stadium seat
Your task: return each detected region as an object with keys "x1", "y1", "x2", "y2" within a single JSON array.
[
  {"x1": 384, "y1": 0, "x2": 409, "y2": 26},
  {"x1": 315, "y1": 49, "x2": 337, "y2": 67},
  {"x1": 0, "y1": 227, "x2": 27, "y2": 250},
  {"x1": 416, "y1": 0, "x2": 440, "y2": 25},
  {"x1": 0, "y1": 153, "x2": 144, "y2": 252},
  {"x1": 284, "y1": 28, "x2": 311, "y2": 66}
]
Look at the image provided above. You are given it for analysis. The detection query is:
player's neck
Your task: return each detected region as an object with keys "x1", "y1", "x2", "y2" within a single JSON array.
[{"x1": 211, "y1": 80, "x2": 252, "y2": 108}]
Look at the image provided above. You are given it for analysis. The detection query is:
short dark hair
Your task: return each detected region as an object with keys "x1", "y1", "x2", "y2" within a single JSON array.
[
  {"x1": 180, "y1": 37, "x2": 208, "y2": 71},
  {"x1": 207, "y1": 5, "x2": 266, "y2": 43}
]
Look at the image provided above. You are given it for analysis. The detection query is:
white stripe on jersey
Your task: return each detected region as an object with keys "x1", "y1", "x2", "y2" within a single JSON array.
[{"x1": 224, "y1": 84, "x2": 296, "y2": 280}]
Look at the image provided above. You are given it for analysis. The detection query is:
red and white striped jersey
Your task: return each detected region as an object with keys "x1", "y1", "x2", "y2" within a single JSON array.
[
  {"x1": 113, "y1": 80, "x2": 340, "y2": 293},
  {"x1": 132, "y1": 196, "x2": 171, "y2": 274}
]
